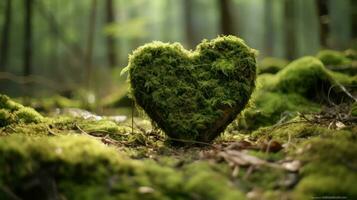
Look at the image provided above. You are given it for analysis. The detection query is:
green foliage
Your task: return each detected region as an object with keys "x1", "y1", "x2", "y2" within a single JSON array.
[
  {"x1": 258, "y1": 57, "x2": 289, "y2": 74},
  {"x1": 126, "y1": 35, "x2": 256, "y2": 142}
]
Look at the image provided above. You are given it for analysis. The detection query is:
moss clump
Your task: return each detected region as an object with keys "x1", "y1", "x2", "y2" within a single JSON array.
[
  {"x1": 293, "y1": 129, "x2": 357, "y2": 199},
  {"x1": 273, "y1": 56, "x2": 337, "y2": 102},
  {"x1": 0, "y1": 135, "x2": 245, "y2": 199},
  {"x1": 237, "y1": 91, "x2": 320, "y2": 130},
  {"x1": 125, "y1": 35, "x2": 256, "y2": 143},
  {"x1": 258, "y1": 57, "x2": 289, "y2": 74},
  {"x1": 0, "y1": 94, "x2": 43, "y2": 127},
  {"x1": 0, "y1": 94, "x2": 24, "y2": 111},
  {"x1": 0, "y1": 109, "x2": 14, "y2": 127},
  {"x1": 13, "y1": 107, "x2": 43, "y2": 123},
  {"x1": 316, "y1": 49, "x2": 352, "y2": 66}
]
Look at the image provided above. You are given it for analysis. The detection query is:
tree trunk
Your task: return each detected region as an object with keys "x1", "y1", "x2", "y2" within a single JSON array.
[
  {"x1": 24, "y1": 0, "x2": 34, "y2": 77},
  {"x1": 351, "y1": 0, "x2": 357, "y2": 39},
  {"x1": 105, "y1": 0, "x2": 117, "y2": 68},
  {"x1": 183, "y1": 0, "x2": 195, "y2": 48},
  {"x1": 316, "y1": 0, "x2": 329, "y2": 48},
  {"x1": 85, "y1": 0, "x2": 97, "y2": 88},
  {"x1": 264, "y1": 0, "x2": 274, "y2": 56},
  {"x1": 284, "y1": 0, "x2": 296, "y2": 60},
  {"x1": 219, "y1": 0, "x2": 234, "y2": 35},
  {"x1": 0, "y1": 0, "x2": 12, "y2": 71}
]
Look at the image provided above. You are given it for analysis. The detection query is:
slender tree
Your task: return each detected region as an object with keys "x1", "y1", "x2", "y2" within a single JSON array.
[
  {"x1": 183, "y1": 0, "x2": 195, "y2": 48},
  {"x1": 0, "y1": 0, "x2": 12, "y2": 71},
  {"x1": 105, "y1": 0, "x2": 117, "y2": 68},
  {"x1": 264, "y1": 0, "x2": 274, "y2": 56},
  {"x1": 284, "y1": 0, "x2": 296, "y2": 60},
  {"x1": 24, "y1": 0, "x2": 34, "y2": 77},
  {"x1": 316, "y1": 0, "x2": 329, "y2": 48},
  {"x1": 85, "y1": 0, "x2": 98, "y2": 87},
  {"x1": 351, "y1": 0, "x2": 357, "y2": 39},
  {"x1": 219, "y1": 0, "x2": 234, "y2": 35}
]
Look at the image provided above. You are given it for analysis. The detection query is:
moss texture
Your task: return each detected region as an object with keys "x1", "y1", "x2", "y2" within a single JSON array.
[
  {"x1": 273, "y1": 56, "x2": 337, "y2": 102},
  {"x1": 316, "y1": 49, "x2": 352, "y2": 66},
  {"x1": 293, "y1": 128, "x2": 357, "y2": 199},
  {"x1": 0, "y1": 94, "x2": 43, "y2": 127},
  {"x1": 126, "y1": 35, "x2": 256, "y2": 142},
  {"x1": 258, "y1": 57, "x2": 288, "y2": 74},
  {"x1": 0, "y1": 135, "x2": 245, "y2": 200}
]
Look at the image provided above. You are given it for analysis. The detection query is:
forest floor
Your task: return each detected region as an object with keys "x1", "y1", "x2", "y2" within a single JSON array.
[{"x1": 0, "y1": 52, "x2": 357, "y2": 200}]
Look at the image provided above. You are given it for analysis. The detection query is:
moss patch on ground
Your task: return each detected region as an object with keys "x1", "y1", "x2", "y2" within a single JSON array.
[
  {"x1": 0, "y1": 95, "x2": 43, "y2": 127},
  {"x1": 236, "y1": 56, "x2": 356, "y2": 131},
  {"x1": 0, "y1": 135, "x2": 245, "y2": 200}
]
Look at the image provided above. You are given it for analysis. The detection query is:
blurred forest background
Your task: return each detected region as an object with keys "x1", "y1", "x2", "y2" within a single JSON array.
[{"x1": 0, "y1": 0, "x2": 356, "y2": 111}]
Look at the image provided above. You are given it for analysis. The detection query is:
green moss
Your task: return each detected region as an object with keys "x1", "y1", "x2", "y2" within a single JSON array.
[
  {"x1": 316, "y1": 49, "x2": 352, "y2": 66},
  {"x1": 344, "y1": 48, "x2": 357, "y2": 60},
  {"x1": 0, "y1": 94, "x2": 43, "y2": 126},
  {"x1": 0, "y1": 94, "x2": 24, "y2": 111},
  {"x1": 20, "y1": 95, "x2": 82, "y2": 112},
  {"x1": 13, "y1": 107, "x2": 43, "y2": 123},
  {"x1": 237, "y1": 91, "x2": 320, "y2": 130},
  {"x1": 273, "y1": 56, "x2": 338, "y2": 102},
  {"x1": 293, "y1": 130, "x2": 357, "y2": 199},
  {"x1": 251, "y1": 123, "x2": 332, "y2": 143},
  {"x1": 126, "y1": 35, "x2": 256, "y2": 142},
  {"x1": 0, "y1": 135, "x2": 245, "y2": 200},
  {"x1": 0, "y1": 109, "x2": 13, "y2": 127},
  {"x1": 258, "y1": 57, "x2": 289, "y2": 74}
]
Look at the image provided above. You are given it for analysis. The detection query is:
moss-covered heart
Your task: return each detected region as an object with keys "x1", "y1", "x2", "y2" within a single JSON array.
[{"x1": 126, "y1": 36, "x2": 256, "y2": 143}]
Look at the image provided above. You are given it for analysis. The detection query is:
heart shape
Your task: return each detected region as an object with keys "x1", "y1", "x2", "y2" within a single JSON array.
[{"x1": 126, "y1": 36, "x2": 256, "y2": 143}]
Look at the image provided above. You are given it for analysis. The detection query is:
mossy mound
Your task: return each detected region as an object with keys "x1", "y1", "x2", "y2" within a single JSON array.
[
  {"x1": 316, "y1": 49, "x2": 352, "y2": 66},
  {"x1": 316, "y1": 49, "x2": 357, "y2": 75},
  {"x1": 0, "y1": 94, "x2": 43, "y2": 127},
  {"x1": 126, "y1": 35, "x2": 256, "y2": 143},
  {"x1": 0, "y1": 135, "x2": 245, "y2": 200},
  {"x1": 237, "y1": 56, "x2": 356, "y2": 131},
  {"x1": 273, "y1": 56, "x2": 338, "y2": 102},
  {"x1": 258, "y1": 57, "x2": 289, "y2": 74},
  {"x1": 237, "y1": 91, "x2": 320, "y2": 130},
  {"x1": 293, "y1": 128, "x2": 357, "y2": 199}
]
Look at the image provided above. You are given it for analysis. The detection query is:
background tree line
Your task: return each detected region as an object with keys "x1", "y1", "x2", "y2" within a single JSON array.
[{"x1": 0, "y1": 0, "x2": 356, "y2": 98}]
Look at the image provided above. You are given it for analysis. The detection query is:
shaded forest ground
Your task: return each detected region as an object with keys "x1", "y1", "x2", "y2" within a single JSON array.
[{"x1": 0, "y1": 50, "x2": 357, "y2": 199}]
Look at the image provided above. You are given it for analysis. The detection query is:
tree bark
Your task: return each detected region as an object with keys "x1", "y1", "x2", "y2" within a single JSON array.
[
  {"x1": 219, "y1": 0, "x2": 234, "y2": 35},
  {"x1": 183, "y1": 0, "x2": 195, "y2": 48},
  {"x1": 284, "y1": 0, "x2": 296, "y2": 60},
  {"x1": 24, "y1": 0, "x2": 34, "y2": 77},
  {"x1": 105, "y1": 0, "x2": 117, "y2": 68},
  {"x1": 316, "y1": 0, "x2": 329, "y2": 48},
  {"x1": 351, "y1": 0, "x2": 357, "y2": 39},
  {"x1": 0, "y1": 0, "x2": 12, "y2": 71},
  {"x1": 264, "y1": 0, "x2": 274, "y2": 56},
  {"x1": 85, "y1": 0, "x2": 97, "y2": 87}
]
